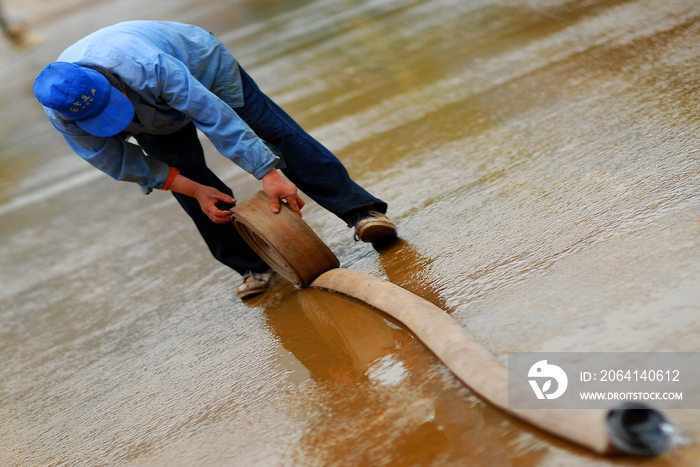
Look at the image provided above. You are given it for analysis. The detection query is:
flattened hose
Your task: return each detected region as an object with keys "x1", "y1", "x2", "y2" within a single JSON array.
[{"x1": 230, "y1": 191, "x2": 679, "y2": 456}]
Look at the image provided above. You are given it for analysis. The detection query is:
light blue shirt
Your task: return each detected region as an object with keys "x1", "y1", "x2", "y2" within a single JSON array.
[{"x1": 44, "y1": 21, "x2": 279, "y2": 193}]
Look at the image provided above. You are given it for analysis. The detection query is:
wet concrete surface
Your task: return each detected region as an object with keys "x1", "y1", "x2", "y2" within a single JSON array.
[{"x1": 2, "y1": 0, "x2": 700, "y2": 465}]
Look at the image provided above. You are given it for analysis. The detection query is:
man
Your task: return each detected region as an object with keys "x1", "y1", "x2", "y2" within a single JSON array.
[{"x1": 33, "y1": 20, "x2": 397, "y2": 299}]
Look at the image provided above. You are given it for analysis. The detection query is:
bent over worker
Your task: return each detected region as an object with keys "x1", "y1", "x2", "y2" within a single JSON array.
[{"x1": 33, "y1": 20, "x2": 397, "y2": 299}]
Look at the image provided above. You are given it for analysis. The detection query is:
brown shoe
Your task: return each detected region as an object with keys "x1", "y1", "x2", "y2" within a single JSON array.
[
  {"x1": 236, "y1": 270, "x2": 276, "y2": 299},
  {"x1": 350, "y1": 210, "x2": 398, "y2": 243}
]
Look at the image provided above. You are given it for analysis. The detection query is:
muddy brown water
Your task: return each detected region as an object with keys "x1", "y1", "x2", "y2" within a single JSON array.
[{"x1": 1, "y1": 0, "x2": 700, "y2": 465}]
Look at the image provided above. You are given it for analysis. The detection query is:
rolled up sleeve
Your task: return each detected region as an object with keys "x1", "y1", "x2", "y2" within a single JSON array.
[{"x1": 48, "y1": 110, "x2": 170, "y2": 192}]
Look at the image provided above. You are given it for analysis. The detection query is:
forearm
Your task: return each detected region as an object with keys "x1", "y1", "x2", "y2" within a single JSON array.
[
  {"x1": 167, "y1": 172, "x2": 203, "y2": 197},
  {"x1": 261, "y1": 167, "x2": 282, "y2": 185}
]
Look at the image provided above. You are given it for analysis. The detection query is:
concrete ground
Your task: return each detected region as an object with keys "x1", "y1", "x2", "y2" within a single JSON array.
[{"x1": 1, "y1": 0, "x2": 699, "y2": 465}]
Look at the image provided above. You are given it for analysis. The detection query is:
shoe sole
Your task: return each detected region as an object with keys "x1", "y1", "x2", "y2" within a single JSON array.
[
  {"x1": 356, "y1": 221, "x2": 398, "y2": 243},
  {"x1": 236, "y1": 272, "x2": 280, "y2": 299},
  {"x1": 237, "y1": 286, "x2": 268, "y2": 299}
]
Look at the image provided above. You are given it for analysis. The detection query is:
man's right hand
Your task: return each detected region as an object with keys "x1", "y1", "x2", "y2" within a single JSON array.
[
  {"x1": 192, "y1": 185, "x2": 236, "y2": 223},
  {"x1": 261, "y1": 169, "x2": 305, "y2": 217},
  {"x1": 168, "y1": 174, "x2": 235, "y2": 224}
]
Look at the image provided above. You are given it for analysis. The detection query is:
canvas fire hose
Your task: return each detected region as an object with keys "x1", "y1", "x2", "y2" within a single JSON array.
[{"x1": 230, "y1": 191, "x2": 683, "y2": 457}]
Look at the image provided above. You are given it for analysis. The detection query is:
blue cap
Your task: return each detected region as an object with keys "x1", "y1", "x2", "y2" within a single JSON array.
[{"x1": 33, "y1": 62, "x2": 134, "y2": 137}]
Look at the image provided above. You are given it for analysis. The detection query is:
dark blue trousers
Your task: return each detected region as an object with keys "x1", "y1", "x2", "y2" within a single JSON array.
[{"x1": 135, "y1": 67, "x2": 386, "y2": 275}]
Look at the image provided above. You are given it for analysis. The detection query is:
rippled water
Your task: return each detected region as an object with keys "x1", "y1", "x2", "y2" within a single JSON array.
[{"x1": 2, "y1": 0, "x2": 700, "y2": 465}]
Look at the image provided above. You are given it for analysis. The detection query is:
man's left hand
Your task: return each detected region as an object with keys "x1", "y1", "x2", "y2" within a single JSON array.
[{"x1": 261, "y1": 169, "x2": 305, "y2": 217}]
